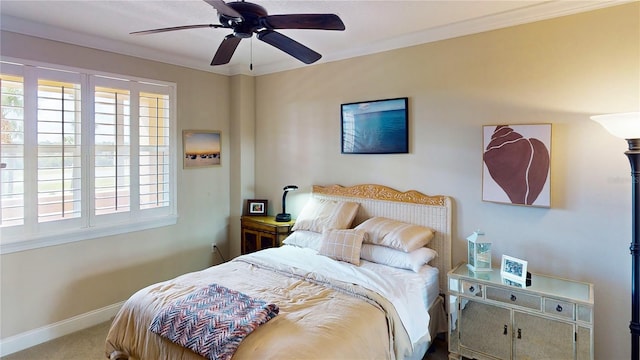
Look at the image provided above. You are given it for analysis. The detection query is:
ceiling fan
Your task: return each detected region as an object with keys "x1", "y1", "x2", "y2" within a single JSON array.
[{"x1": 131, "y1": 0, "x2": 345, "y2": 66}]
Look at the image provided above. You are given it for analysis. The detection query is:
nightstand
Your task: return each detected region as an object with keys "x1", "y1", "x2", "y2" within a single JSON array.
[
  {"x1": 447, "y1": 262, "x2": 594, "y2": 360},
  {"x1": 240, "y1": 216, "x2": 295, "y2": 255}
]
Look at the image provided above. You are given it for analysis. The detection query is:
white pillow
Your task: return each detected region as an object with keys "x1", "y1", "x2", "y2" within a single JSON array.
[
  {"x1": 282, "y1": 230, "x2": 323, "y2": 251},
  {"x1": 360, "y1": 244, "x2": 438, "y2": 272},
  {"x1": 291, "y1": 198, "x2": 360, "y2": 233},
  {"x1": 318, "y1": 228, "x2": 366, "y2": 265},
  {"x1": 355, "y1": 217, "x2": 435, "y2": 252}
]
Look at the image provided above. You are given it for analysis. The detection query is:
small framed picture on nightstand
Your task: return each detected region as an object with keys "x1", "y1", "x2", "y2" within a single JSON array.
[
  {"x1": 246, "y1": 199, "x2": 268, "y2": 216},
  {"x1": 501, "y1": 255, "x2": 528, "y2": 284}
]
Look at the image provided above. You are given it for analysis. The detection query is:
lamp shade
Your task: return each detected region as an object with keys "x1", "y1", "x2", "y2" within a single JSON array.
[{"x1": 591, "y1": 112, "x2": 640, "y2": 139}]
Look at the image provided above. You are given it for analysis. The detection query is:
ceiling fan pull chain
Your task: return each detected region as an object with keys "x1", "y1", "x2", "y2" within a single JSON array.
[{"x1": 250, "y1": 37, "x2": 253, "y2": 71}]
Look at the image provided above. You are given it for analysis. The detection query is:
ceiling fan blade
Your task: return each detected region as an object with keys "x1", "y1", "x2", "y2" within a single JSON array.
[
  {"x1": 211, "y1": 35, "x2": 242, "y2": 65},
  {"x1": 263, "y1": 14, "x2": 345, "y2": 31},
  {"x1": 257, "y1": 30, "x2": 321, "y2": 64},
  {"x1": 131, "y1": 24, "x2": 223, "y2": 35},
  {"x1": 202, "y1": 0, "x2": 243, "y2": 20}
]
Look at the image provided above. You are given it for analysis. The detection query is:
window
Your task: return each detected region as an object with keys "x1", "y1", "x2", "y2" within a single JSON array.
[{"x1": 0, "y1": 60, "x2": 177, "y2": 253}]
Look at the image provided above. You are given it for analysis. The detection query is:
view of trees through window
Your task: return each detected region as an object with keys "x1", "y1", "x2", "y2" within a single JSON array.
[{"x1": 0, "y1": 74, "x2": 24, "y2": 227}]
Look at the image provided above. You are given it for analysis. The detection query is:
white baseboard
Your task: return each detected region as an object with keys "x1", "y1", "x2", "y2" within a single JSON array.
[{"x1": 0, "y1": 301, "x2": 124, "y2": 357}]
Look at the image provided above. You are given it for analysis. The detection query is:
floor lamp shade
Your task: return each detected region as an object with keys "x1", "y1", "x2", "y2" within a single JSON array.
[
  {"x1": 591, "y1": 112, "x2": 640, "y2": 360},
  {"x1": 591, "y1": 112, "x2": 640, "y2": 139}
]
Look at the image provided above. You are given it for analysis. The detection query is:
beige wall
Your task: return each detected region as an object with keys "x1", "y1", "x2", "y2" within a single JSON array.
[
  {"x1": 229, "y1": 75, "x2": 256, "y2": 257},
  {"x1": 0, "y1": 2, "x2": 638, "y2": 359},
  {"x1": 254, "y1": 3, "x2": 639, "y2": 359},
  {"x1": 0, "y1": 32, "x2": 232, "y2": 339}
]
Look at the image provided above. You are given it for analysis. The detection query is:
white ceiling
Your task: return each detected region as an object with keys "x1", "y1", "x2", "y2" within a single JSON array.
[{"x1": 0, "y1": 0, "x2": 628, "y2": 76}]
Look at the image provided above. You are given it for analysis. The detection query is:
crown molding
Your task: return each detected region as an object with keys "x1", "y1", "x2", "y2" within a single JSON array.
[{"x1": 1, "y1": 1, "x2": 630, "y2": 76}]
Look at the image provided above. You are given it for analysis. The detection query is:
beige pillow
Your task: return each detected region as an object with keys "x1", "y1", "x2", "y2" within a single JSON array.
[
  {"x1": 318, "y1": 228, "x2": 366, "y2": 265},
  {"x1": 291, "y1": 198, "x2": 360, "y2": 233},
  {"x1": 355, "y1": 217, "x2": 435, "y2": 252}
]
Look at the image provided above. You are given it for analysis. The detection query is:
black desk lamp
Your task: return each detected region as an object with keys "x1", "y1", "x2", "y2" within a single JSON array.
[
  {"x1": 592, "y1": 112, "x2": 640, "y2": 360},
  {"x1": 275, "y1": 185, "x2": 298, "y2": 222}
]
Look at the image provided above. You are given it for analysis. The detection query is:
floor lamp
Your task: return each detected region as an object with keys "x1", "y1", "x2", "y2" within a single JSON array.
[{"x1": 591, "y1": 112, "x2": 640, "y2": 359}]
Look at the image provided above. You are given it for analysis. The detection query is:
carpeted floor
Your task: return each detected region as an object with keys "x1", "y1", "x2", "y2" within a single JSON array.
[
  {"x1": 1, "y1": 321, "x2": 449, "y2": 360},
  {"x1": 1, "y1": 321, "x2": 112, "y2": 360}
]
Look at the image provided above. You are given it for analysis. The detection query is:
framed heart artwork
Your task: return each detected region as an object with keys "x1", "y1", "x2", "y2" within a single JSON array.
[{"x1": 482, "y1": 124, "x2": 551, "y2": 207}]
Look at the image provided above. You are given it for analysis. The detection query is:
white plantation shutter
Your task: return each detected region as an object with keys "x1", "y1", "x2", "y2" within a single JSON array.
[
  {"x1": 94, "y1": 86, "x2": 131, "y2": 215},
  {"x1": 0, "y1": 71, "x2": 25, "y2": 227},
  {"x1": 37, "y1": 79, "x2": 83, "y2": 222},
  {"x1": 139, "y1": 92, "x2": 170, "y2": 210},
  {"x1": 0, "y1": 60, "x2": 176, "y2": 253}
]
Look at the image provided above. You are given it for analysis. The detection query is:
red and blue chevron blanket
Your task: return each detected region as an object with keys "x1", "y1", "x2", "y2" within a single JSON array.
[{"x1": 148, "y1": 283, "x2": 279, "y2": 360}]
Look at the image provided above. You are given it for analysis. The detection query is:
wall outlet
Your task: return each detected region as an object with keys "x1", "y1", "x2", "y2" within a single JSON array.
[{"x1": 211, "y1": 243, "x2": 216, "y2": 253}]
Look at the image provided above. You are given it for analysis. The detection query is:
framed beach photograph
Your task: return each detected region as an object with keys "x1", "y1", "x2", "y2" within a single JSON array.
[
  {"x1": 246, "y1": 199, "x2": 268, "y2": 216},
  {"x1": 501, "y1": 255, "x2": 528, "y2": 284},
  {"x1": 482, "y1": 124, "x2": 551, "y2": 207},
  {"x1": 341, "y1": 97, "x2": 409, "y2": 154},
  {"x1": 183, "y1": 130, "x2": 221, "y2": 168}
]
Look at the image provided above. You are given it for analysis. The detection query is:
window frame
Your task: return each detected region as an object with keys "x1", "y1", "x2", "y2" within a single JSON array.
[{"x1": 0, "y1": 58, "x2": 178, "y2": 254}]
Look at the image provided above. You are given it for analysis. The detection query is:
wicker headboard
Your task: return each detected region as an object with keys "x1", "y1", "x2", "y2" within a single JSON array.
[{"x1": 312, "y1": 184, "x2": 453, "y2": 295}]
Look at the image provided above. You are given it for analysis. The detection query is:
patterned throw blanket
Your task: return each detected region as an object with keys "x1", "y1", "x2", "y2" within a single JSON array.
[{"x1": 149, "y1": 283, "x2": 279, "y2": 360}]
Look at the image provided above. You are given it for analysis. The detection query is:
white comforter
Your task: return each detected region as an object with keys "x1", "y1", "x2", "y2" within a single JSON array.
[
  {"x1": 250, "y1": 245, "x2": 435, "y2": 345},
  {"x1": 106, "y1": 245, "x2": 440, "y2": 360}
]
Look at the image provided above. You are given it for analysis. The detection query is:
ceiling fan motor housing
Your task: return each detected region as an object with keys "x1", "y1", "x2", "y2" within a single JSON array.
[{"x1": 221, "y1": 1, "x2": 267, "y2": 38}]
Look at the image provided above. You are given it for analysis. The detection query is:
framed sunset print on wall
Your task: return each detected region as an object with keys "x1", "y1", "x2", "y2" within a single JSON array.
[{"x1": 183, "y1": 130, "x2": 221, "y2": 168}]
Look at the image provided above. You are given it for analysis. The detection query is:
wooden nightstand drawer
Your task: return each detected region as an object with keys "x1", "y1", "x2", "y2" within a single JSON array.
[
  {"x1": 241, "y1": 218, "x2": 278, "y2": 233},
  {"x1": 486, "y1": 286, "x2": 541, "y2": 311},
  {"x1": 240, "y1": 216, "x2": 295, "y2": 255}
]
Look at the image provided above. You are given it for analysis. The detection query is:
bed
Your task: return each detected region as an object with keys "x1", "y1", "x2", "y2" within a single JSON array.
[{"x1": 105, "y1": 184, "x2": 453, "y2": 360}]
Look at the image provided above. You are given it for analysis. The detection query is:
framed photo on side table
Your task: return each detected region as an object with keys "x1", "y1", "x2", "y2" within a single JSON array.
[
  {"x1": 501, "y1": 255, "x2": 528, "y2": 284},
  {"x1": 246, "y1": 199, "x2": 268, "y2": 216}
]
